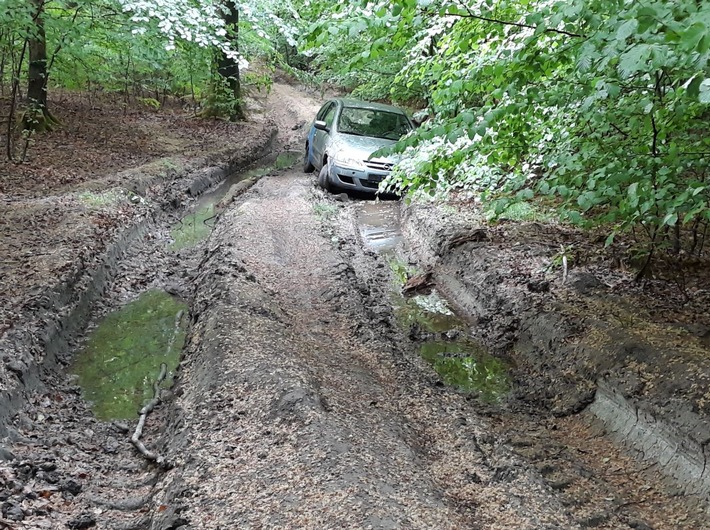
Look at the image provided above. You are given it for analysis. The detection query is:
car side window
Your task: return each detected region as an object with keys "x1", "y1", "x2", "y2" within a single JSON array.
[
  {"x1": 316, "y1": 102, "x2": 332, "y2": 121},
  {"x1": 323, "y1": 104, "x2": 337, "y2": 129}
]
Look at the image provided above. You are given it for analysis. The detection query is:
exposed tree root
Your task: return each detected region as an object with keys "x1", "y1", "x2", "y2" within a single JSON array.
[
  {"x1": 88, "y1": 494, "x2": 152, "y2": 511},
  {"x1": 110, "y1": 517, "x2": 151, "y2": 530},
  {"x1": 130, "y1": 362, "x2": 170, "y2": 469}
]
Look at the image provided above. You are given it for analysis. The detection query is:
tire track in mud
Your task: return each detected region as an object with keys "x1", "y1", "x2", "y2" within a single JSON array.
[
  {"x1": 344, "y1": 200, "x2": 708, "y2": 529},
  {"x1": 148, "y1": 174, "x2": 579, "y2": 530}
]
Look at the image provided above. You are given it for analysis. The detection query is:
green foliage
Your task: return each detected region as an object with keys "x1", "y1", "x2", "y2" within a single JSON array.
[
  {"x1": 304, "y1": 0, "x2": 710, "y2": 258},
  {"x1": 313, "y1": 201, "x2": 338, "y2": 221},
  {"x1": 1, "y1": 0, "x2": 308, "y2": 121}
]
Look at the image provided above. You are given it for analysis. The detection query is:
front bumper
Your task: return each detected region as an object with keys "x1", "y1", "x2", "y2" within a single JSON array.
[{"x1": 329, "y1": 163, "x2": 390, "y2": 193}]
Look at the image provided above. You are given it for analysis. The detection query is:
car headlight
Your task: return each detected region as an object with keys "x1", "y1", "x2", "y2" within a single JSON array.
[{"x1": 334, "y1": 152, "x2": 363, "y2": 169}]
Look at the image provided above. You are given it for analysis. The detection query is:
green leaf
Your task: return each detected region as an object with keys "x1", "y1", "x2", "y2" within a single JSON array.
[
  {"x1": 662, "y1": 212, "x2": 678, "y2": 226},
  {"x1": 618, "y1": 45, "x2": 649, "y2": 78},
  {"x1": 681, "y1": 22, "x2": 706, "y2": 51},
  {"x1": 627, "y1": 182, "x2": 638, "y2": 199},
  {"x1": 616, "y1": 19, "x2": 638, "y2": 42},
  {"x1": 700, "y1": 79, "x2": 710, "y2": 104}
]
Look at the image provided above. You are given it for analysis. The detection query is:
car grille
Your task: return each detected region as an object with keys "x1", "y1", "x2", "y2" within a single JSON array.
[{"x1": 363, "y1": 160, "x2": 394, "y2": 172}]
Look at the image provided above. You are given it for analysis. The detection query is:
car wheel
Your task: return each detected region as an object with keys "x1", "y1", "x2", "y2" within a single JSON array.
[
  {"x1": 318, "y1": 165, "x2": 334, "y2": 192},
  {"x1": 303, "y1": 144, "x2": 315, "y2": 173}
]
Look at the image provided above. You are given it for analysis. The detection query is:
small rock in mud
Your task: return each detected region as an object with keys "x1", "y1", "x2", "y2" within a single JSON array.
[
  {"x1": 1, "y1": 499, "x2": 24, "y2": 521},
  {"x1": 61, "y1": 478, "x2": 83, "y2": 496},
  {"x1": 566, "y1": 271, "x2": 603, "y2": 294},
  {"x1": 111, "y1": 421, "x2": 130, "y2": 434},
  {"x1": 527, "y1": 279, "x2": 550, "y2": 293},
  {"x1": 272, "y1": 387, "x2": 324, "y2": 419},
  {"x1": 102, "y1": 436, "x2": 120, "y2": 454},
  {"x1": 38, "y1": 461, "x2": 57, "y2": 472},
  {"x1": 0, "y1": 445, "x2": 16, "y2": 461},
  {"x1": 67, "y1": 512, "x2": 96, "y2": 529}
]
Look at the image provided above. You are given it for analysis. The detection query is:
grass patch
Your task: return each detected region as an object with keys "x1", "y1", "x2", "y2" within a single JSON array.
[
  {"x1": 494, "y1": 201, "x2": 556, "y2": 223},
  {"x1": 313, "y1": 202, "x2": 339, "y2": 221}
]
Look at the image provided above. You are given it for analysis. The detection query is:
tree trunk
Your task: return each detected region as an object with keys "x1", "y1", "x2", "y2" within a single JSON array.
[
  {"x1": 218, "y1": 0, "x2": 245, "y2": 121},
  {"x1": 24, "y1": 0, "x2": 56, "y2": 132}
]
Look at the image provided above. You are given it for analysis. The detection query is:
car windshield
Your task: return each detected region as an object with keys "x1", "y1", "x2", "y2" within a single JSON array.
[{"x1": 337, "y1": 107, "x2": 411, "y2": 141}]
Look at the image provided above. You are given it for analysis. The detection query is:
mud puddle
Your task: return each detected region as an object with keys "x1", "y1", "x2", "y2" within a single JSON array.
[
  {"x1": 71, "y1": 290, "x2": 187, "y2": 420},
  {"x1": 170, "y1": 150, "x2": 301, "y2": 249},
  {"x1": 393, "y1": 279, "x2": 511, "y2": 401},
  {"x1": 355, "y1": 202, "x2": 512, "y2": 400},
  {"x1": 420, "y1": 341, "x2": 510, "y2": 400},
  {"x1": 357, "y1": 201, "x2": 403, "y2": 252}
]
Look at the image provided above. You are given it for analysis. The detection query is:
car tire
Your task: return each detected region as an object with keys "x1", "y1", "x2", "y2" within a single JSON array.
[
  {"x1": 303, "y1": 145, "x2": 315, "y2": 173},
  {"x1": 318, "y1": 165, "x2": 334, "y2": 192}
]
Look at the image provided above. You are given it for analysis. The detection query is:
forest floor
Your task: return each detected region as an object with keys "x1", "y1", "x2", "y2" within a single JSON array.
[{"x1": 0, "y1": 80, "x2": 708, "y2": 529}]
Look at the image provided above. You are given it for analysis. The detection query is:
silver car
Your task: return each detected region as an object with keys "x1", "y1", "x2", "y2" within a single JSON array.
[{"x1": 304, "y1": 99, "x2": 413, "y2": 194}]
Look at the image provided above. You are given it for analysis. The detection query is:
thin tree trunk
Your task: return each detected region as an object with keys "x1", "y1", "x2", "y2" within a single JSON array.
[
  {"x1": 6, "y1": 38, "x2": 28, "y2": 161},
  {"x1": 0, "y1": 30, "x2": 6, "y2": 96},
  {"x1": 24, "y1": 0, "x2": 56, "y2": 132},
  {"x1": 218, "y1": 0, "x2": 245, "y2": 121}
]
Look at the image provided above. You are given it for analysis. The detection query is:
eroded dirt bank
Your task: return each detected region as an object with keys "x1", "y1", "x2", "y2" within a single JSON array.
[{"x1": 400, "y1": 202, "x2": 710, "y2": 511}]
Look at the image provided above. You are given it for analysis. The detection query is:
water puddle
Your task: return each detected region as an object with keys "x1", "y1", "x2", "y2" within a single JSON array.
[
  {"x1": 170, "y1": 203, "x2": 217, "y2": 249},
  {"x1": 420, "y1": 340, "x2": 510, "y2": 401},
  {"x1": 71, "y1": 290, "x2": 187, "y2": 420},
  {"x1": 385, "y1": 257, "x2": 511, "y2": 400},
  {"x1": 392, "y1": 292, "x2": 463, "y2": 333},
  {"x1": 357, "y1": 202, "x2": 403, "y2": 252},
  {"x1": 388, "y1": 257, "x2": 464, "y2": 333},
  {"x1": 170, "y1": 150, "x2": 301, "y2": 249}
]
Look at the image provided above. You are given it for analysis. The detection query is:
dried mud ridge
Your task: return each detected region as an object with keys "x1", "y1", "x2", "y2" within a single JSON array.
[{"x1": 1, "y1": 82, "x2": 708, "y2": 529}]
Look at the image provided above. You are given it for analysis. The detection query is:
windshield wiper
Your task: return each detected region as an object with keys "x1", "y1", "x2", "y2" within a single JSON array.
[{"x1": 341, "y1": 131, "x2": 367, "y2": 137}]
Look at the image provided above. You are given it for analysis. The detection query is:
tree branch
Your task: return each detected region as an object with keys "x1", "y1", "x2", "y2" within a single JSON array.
[{"x1": 445, "y1": 6, "x2": 585, "y2": 38}]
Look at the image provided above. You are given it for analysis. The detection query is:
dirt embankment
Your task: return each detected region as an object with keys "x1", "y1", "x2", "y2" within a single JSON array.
[
  {"x1": 0, "y1": 116, "x2": 276, "y2": 438},
  {"x1": 400, "y1": 202, "x2": 710, "y2": 504}
]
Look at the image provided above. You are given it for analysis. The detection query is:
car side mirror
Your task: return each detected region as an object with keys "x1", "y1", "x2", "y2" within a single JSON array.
[{"x1": 314, "y1": 120, "x2": 328, "y2": 132}]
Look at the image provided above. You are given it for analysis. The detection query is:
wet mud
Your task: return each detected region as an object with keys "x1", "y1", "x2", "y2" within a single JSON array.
[{"x1": 400, "y1": 201, "x2": 710, "y2": 520}]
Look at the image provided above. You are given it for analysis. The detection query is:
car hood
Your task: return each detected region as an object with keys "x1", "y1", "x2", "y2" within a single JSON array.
[{"x1": 332, "y1": 134, "x2": 398, "y2": 162}]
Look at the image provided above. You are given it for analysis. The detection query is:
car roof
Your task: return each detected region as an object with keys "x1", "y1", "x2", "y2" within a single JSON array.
[{"x1": 335, "y1": 98, "x2": 408, "y2": 115}]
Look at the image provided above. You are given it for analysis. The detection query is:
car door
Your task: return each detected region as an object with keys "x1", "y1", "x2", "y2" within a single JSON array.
[{"x1": 311, "y1": 101, "x2": 337, "y2": 170}]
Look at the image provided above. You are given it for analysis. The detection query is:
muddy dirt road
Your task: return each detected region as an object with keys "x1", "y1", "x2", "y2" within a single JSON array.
[
  {"x1": 1, "y1": 83, "x2": 708, "y2": 529},
  {"x1": 149, "y1": 175, "x2": 577, "y2": 529}
]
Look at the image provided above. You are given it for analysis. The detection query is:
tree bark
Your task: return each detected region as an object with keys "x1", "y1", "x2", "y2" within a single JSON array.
[
  {"x1": 218, "y1": 0, "x2": 245, "y2": 121},
  {"x1": 24, "y1": 0, "x2": 56, "y2": 132}
]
